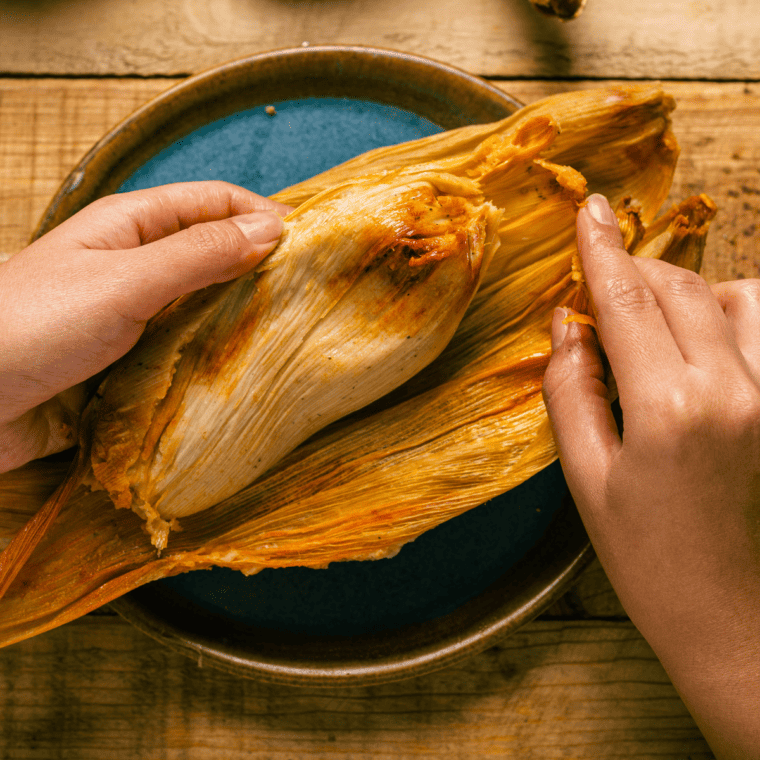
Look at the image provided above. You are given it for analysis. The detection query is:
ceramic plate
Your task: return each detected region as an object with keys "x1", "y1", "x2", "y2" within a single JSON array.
[{"x1": 36, "y1": 46, "x2": 592, "y2": 685}]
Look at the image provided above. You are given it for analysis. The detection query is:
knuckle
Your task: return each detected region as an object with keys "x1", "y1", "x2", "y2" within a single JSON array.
[
  {"x1": 735, "y1": 278, "x2": 760, "y2": 306},
  {"x1": 661, "y1": 269, "x2": 709, "y2": 298},
  {"x1": 210, "y1": 179, "x2": 237, "y2": 194},
  {"x1": 541, "y1": 364, "x2": 570, "y2": 408},
  {"x1": 188, "y1": 219, "x2": 242, "y2": 256},
  {"x1": 541, "y1": 357, "x2": 568, "y2": 403},
  {"x1": 85, "y1": 194, "x2": 121, "y2": 214},
  {"x1": 653, "y1": 378, "x2": 760, "y2": 442},
  {"x1": 601, "y1": 277, "x2": 658, "y2": 314},
  {"x1": 662, "y1": 384, "x2": 695, "y2": 422},
  {"x1": 204, "y1": 180, "x2": 239, "y2": 211},
  {"x1": 643, "y1": 385, "x2": 702, "y2": 446},
  {"x1": 542, "y1": 338, "x2": 605, "y2": 403},
  {"x1": 715, "y1": 278, "x2": 760, "y2": 327},
  {"x1": 732, "y1": 387, "x2": 760, "y2": 429}
]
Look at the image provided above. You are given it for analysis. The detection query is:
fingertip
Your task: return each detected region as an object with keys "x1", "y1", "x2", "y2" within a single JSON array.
[
  {"x1": 584, "y1": 194, "x2": 618, "y2": 227},
  {"x1": 230, "y1": 209, "x2": 284, "y2": 264},
  {"x1": 578, "y1": 194, "x2": 625, "y2": 251},
  {"x1": 551, "y1": 307, "x2": 570, "y2": 352},
  {"x1": 113, "y1": 210, "x2": 285, "y2": 320}
]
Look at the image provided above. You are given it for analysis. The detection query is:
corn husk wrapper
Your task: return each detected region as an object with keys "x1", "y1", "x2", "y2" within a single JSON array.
[
  {"x1": 0, "y1": 170, "x2": 500, "y2": 597},
  {"x1": 0, "y1": 85, "x2": 717, "y2": 647}
]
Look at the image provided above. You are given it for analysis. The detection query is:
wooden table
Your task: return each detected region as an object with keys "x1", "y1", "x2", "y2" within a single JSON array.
[{"x1": 1, "y1": 1, "x2": 758, "y2": 757}]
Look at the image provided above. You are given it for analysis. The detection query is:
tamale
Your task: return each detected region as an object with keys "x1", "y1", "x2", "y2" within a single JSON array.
[
  {"x1": 88, "y1": 173, "x2": 500, "y2": 549},
  {"x1": 0, "y1": 85, "x2": 717, "y2": 648}
]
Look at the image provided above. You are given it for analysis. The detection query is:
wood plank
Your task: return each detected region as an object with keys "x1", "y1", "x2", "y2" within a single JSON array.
[
  {"x1": 0, "y1": 616, "x2": 714, "y2": 758},
  {"x1": 0, "y1": 79, "x2": 170, "y2": 259},
  {"x1": 0, "y1": 0, "x2": 758, "y2": 79}
]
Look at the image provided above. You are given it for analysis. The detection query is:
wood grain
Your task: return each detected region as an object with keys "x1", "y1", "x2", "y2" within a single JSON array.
[
  {"x1": 0, "y1": 0, "x2": 757, "y2": 80},
  {"x1": 0, "y1": 13, "x2": 752, "y2": 756},
  {"x1": 0, "y1": 79, "x2": 169, "y2": 260},
  {"x1": 5, "y1": 73, "x2": 757, "y2": 760},
  {"x1": 0, "y1": 616, "x2": 713, "y2": 759}
]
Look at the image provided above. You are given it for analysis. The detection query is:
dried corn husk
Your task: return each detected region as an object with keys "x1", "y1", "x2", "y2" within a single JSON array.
[
  {"x1": 0, "y1": 85, "x2": 716, "y2": 647},
  {"x1": 0, "y1": 171, "x2": 500, "y2": 600},
  {"x1": 529, "y1": 0, "x2": 587, "y2": 19},
  {"x1": 0, "y1": 460, "x2": 68, "y2": 551}
]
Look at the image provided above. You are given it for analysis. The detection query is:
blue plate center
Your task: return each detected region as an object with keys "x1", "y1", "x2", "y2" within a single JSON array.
[{"x1": 119, "y1": 97, "x2": 442, "y2": 196}]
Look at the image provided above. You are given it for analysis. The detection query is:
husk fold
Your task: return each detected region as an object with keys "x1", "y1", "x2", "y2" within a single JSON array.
[{"x1": 0, "y1": 84, "x2": 717, "y2": 647}]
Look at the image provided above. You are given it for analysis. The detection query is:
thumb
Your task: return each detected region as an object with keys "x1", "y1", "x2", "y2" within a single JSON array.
[
  {"x1": 542, "y1": 306, "x2": 620, "y2": 511},
  {"x1": 122, "y1": 210, "x2": 285, "y2": 321},
  {"x1": 0, "y1": 209, "x2": 285, "y2": 468},
  {"x1": 0, "y1": 209, "x2": 284, "y2": 415}
]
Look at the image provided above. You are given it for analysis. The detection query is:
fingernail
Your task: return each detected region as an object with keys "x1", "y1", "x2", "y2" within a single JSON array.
[
  {"x1": 232, "y1": 211, "x2": 284, "y2": 248},
  {"x1": 585, "y1": 194, "x2": 619, "y2": 228},
  {"x1": 551, "y1": 307, "x2": 569, "y2": 352}
]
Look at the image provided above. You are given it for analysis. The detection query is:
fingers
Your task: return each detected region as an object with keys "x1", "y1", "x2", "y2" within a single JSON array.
[
  {"x1": 0, "y1": 386, "x2": 83, "y2": 472},
  {"x1": 712, "y1": 279, "x2": 760, "y2": 380},
  {"x1": 631, "y1": 257, "x2": 740, "y2": 372},
  {"x1": 0, "y1": 186, "x2": 286, "y2": 420},
  {"x1": 542, "y1": 307, "x2": 621, "y2": 511},
  {"x1": 0, "y1": 409, "x2": 50, "y2": 473},
  {"x1": 577, "y1": 195, "x2": 683, "y2": 398},
  {"x1": 52, "y1": 180, "x2": 290, "y2": 324},
  {"x1": 109, "y1": 210, "x2": 284, "y2": 322},
  {"x1": 63, "y1": 181, "x2": 292, "y2": 250}
]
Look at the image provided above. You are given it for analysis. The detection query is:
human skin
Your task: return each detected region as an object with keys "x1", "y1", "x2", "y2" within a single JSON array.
[
  {"x1": 0, "y1": 181, "x2": 290, "y2": 473},
  {"x1": 542, "y1": 194, "x2": 760, "y2": 758}
]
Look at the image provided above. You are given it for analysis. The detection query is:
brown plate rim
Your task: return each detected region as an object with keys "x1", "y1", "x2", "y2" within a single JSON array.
[
  {"x1": 32, "y1": 44, "x2": 523, "y2": 240},
  {"x1": 111, "y1": 499, "x2": 593, "y2": 686}
]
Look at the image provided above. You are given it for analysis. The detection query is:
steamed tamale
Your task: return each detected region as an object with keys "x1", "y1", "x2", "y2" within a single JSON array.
[
  {"x1": 89, "y1": 173, "x2": 500, "y2": 549},
  {"x1": 0, "y1": 85, "x2": 717, "y2": 647}
]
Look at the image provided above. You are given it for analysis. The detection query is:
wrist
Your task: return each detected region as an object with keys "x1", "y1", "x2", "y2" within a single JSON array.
[
  {"x1": 669, "y1": 641, "x2": 760, "y2": 759},
  {"x1": 0, "y1": 392, "x2": 82, "y2": 473}
]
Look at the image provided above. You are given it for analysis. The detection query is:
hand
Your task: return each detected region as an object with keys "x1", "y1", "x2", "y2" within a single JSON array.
[
  {"x1": 0, "y1": 181, "x2": 290, "y2": 473},
  {"x1": 542, "y1": 194, "x2": 760, "y2": 757}
]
